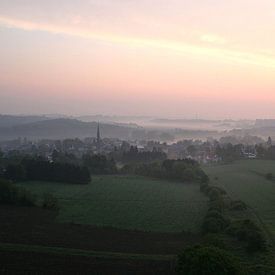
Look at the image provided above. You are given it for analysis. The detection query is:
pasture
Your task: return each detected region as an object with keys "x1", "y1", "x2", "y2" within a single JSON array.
[
  {"x1": 204, "y1": 160, "x2": 275, "y2": 238},
  {"x1": 18, "y1": 175, "x2": 207, "y2": 233}
]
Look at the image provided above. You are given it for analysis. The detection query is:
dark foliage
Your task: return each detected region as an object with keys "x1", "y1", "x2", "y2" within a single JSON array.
[
  {"x1": 4, "y1": 164, "x2": 26, "y2": 181},
  {"x1": 82, "y1": 154, "x2": 117, "y2": 174},
  {"x1": 203, "y1": 234, "x2": 226, "y2": 249},
  {"x1": 226, "y1": 219, "x2": 266, "y2": 252},
  {"x1": 216, "y1": 143, "x2": 244, "y2": 163},
  {"x1": 4, "y1": 159, "x2": 91, "y2": 184},
  {"x1": 200, "y1": 182, "x2": 231, "y2": 234},
  {"x1": 120, "y1": 146, "x2": 167, "y2": 164},
  {"x1": 0, "y1": 179, "x2": 35, "y2": 206},
  {"x1": 122, "y1": 158, "x2": 208, "y2": 183},
  {"x1": 230, "y1": 200, "x2": 247, "y2": 211},
  {"x1": 202, "y1": 212, "x2": 230, "y2": 234},
  {"x1": 177, "y1": 245, "x2": 243, "y2": 275}
]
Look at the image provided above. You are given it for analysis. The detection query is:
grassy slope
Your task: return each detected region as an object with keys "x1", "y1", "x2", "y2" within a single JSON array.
[
  {"x1": 204, "y1": 160, "x2": 275, "y2": 238},
  {"x1": 18, "y1": 175, "x2": 207, "y2": 233}
]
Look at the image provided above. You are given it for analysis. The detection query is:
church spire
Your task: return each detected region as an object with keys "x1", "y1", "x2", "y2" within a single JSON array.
[{"x1": 97, "y1": 122, "x2": 101, "y2": 153}]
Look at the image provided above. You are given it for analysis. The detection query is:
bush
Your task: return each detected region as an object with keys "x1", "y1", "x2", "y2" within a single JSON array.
[
  {"x1": 200, "y1": 183, "x2": 209, "y2": 193},
  {"x1": 202, "y1": 208, "x2": 230, "y2": 234},
  {"x1": 203, "y1": 234, "x2": 226, "y2": 249},
  {"x1": 202, "y1": 215, "x2": 229, "y2": 234},
  {"x1": 208, "y1": 198, "x2": 225, "y2": 212},
  {"x1": 226, "y1": 219, "x2": 266, "y2": 252},
  {"x1": 200, "y1": 173, "x2": 209, "y2": 184},
  {"x1": 205, "y1": 210, "x2": 226, "y2": 220},
  {"x1": 208, "y1": 189, "x2": 222, "y2": 201},
  {"x1": 230, "y1": 200, "x2": 247, "y2": 211},
  {"x1": 201, "y1": 185, "x2": 227, "y2": 201},
  {"x1": 177, "y1": 245, "x2": 243, "y2": 275}
]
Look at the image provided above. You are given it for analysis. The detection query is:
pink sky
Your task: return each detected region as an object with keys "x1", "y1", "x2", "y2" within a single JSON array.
[{"x1": 0, "y1": 0, "x2": 275, "y2": 118}]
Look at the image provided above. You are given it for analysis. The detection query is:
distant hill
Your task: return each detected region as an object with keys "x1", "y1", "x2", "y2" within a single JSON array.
[
  {"x1": 151, "y1": 118, "x2": 219, "y2": 124},
  {"x1": 255, "y1": 119, "x2": 275, "y2": 128},
  {"x1": 228, "y1": 126, "x2": 275, "y2": 139},
  {"x1": 0, "y1": 115, "x2": 49, "y2": 128},
  {"x1": 0, "y1": 118, "x2": 136, "y2": 140}
]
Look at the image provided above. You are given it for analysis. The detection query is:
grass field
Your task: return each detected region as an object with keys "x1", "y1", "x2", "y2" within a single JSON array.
[
  {"x1": 204, "y1": 160, "x2": 275, "y2": 238},
  {"x1": 18, "y1": 175, "x2": 207, "y2": 233}
]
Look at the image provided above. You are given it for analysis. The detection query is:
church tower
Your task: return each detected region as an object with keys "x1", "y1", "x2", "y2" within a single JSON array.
[{"x1": 97, "y1": 122, "x2": 101, "y2": 153}]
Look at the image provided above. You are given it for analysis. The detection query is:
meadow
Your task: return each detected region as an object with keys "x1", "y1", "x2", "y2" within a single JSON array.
[
  {"x1": 204, "y1": 160, "x2": 275, "y2": 238},
  {"x1": 18, "y1": 175, "x2": 208, "y2": 233}
]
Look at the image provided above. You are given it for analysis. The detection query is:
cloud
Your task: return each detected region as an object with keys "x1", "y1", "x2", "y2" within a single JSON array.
[{"x1": 1, "y1": 15, "x2": 275, "y2": 69}]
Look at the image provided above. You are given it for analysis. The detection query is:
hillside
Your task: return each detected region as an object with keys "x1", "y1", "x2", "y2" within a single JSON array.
[
  {"x1": 0, "y1": 118, "x2": 136, "y2": 140},
  {"x1": 0, "y1": 114, "x2": 49, "y2": 128}
]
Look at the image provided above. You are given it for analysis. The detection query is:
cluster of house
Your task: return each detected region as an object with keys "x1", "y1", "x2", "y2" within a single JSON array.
[{"x1": 1, "y1": 126, "x2": 273, "y2": 164}]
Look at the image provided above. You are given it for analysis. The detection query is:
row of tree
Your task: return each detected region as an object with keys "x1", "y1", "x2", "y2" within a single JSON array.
[
  {"x1": 122, "y1": 159, "x2": 208, "y2": 183},
  {"x1": 4, "y1": 158, "x2": 91, "y2": 184}
]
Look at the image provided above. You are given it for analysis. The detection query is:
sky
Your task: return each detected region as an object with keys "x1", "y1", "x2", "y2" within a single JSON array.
[{"x1": 0, "y1": 0, "x2": 275, "y2": 119}]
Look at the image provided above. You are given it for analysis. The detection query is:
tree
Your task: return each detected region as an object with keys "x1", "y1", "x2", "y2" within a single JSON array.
[
  {"x1": 82, "y1": 154, "x2": 117, "y2": 174},
  {"x1": 267, "y1": 136, "x2": 272, "y2": 147},
  {"x1": 4, "y1": 164, "x2": 26, "y2": 182},
  {"x1": 177, "y1": 246, "x2": 243, "y2": 275},
  {"x1": 0, "y1": 179, "x2": 35, "y2": 206}
]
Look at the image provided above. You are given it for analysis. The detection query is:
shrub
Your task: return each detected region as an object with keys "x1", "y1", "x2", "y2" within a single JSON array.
[
  {"x1": 208, "y1": 198, "x2": 225, "y2": 212},
  {"x1": 202, "y1": 185, "x2": 227, "y2": 201},
  {"x1": 226, "y1": 219, "x2": 266, "y2": 252},
  {"x1": 230, "y1": 200, "x2": 247, "y2": 211},
  {"x1": 203, "y1": 234, "x2": 226, "y2": 249},
  {"x1": 208, "y1": 188, "x2": 222, "y2": 201},
  {"x1": 205, "y1": 210, "x2": 226, "y2": 220},
  {"x1": 177, "y1": 245, "x2": 243, "y2": 275},
  {"x1": 202, "y1": 215, "x2": 229, "y2": 234},
  {"x1": 200, "y1": 183, "x2": 209, "y2": 193}
]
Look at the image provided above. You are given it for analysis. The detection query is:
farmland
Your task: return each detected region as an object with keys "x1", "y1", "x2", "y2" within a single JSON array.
[
  {"x1": 204, "y1": 160, "x2": 275, "y2": 238},
  {"x1": 0, "y1": 205, "x2": 198, "y2": 274},
  {"x1": 18, "y1": 175, "x2": 208, "y2": 233}
]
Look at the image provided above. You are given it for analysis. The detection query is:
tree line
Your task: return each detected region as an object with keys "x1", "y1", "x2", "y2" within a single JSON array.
[
  {"x1": 122, "y1": 158, "x2": 209, "y2": 183},
  {"x1": 3, "y1": 158, "x2": 91, "y2": 184}
]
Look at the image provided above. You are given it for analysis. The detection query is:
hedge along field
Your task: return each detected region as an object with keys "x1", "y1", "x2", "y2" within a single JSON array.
[
  {"x1": 18, "y1": 175, "x2": 208, "y2": 233},
  {"x1": 204, "y1": 160, "x2": 275, "y2": 237}
]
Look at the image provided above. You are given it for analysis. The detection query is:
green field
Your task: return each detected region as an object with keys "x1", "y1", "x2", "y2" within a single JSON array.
[
  {"x1": 18, "y1": 175, "x2": 207, "y2": 233},
  {"x1": 204, "y1": 160, "x2": 275, "y2": 238}
]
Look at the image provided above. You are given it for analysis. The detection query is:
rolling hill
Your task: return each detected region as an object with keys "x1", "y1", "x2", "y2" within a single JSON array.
[{"x1": 0, "y1": 118, "x2": 136, "y2": 140}]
